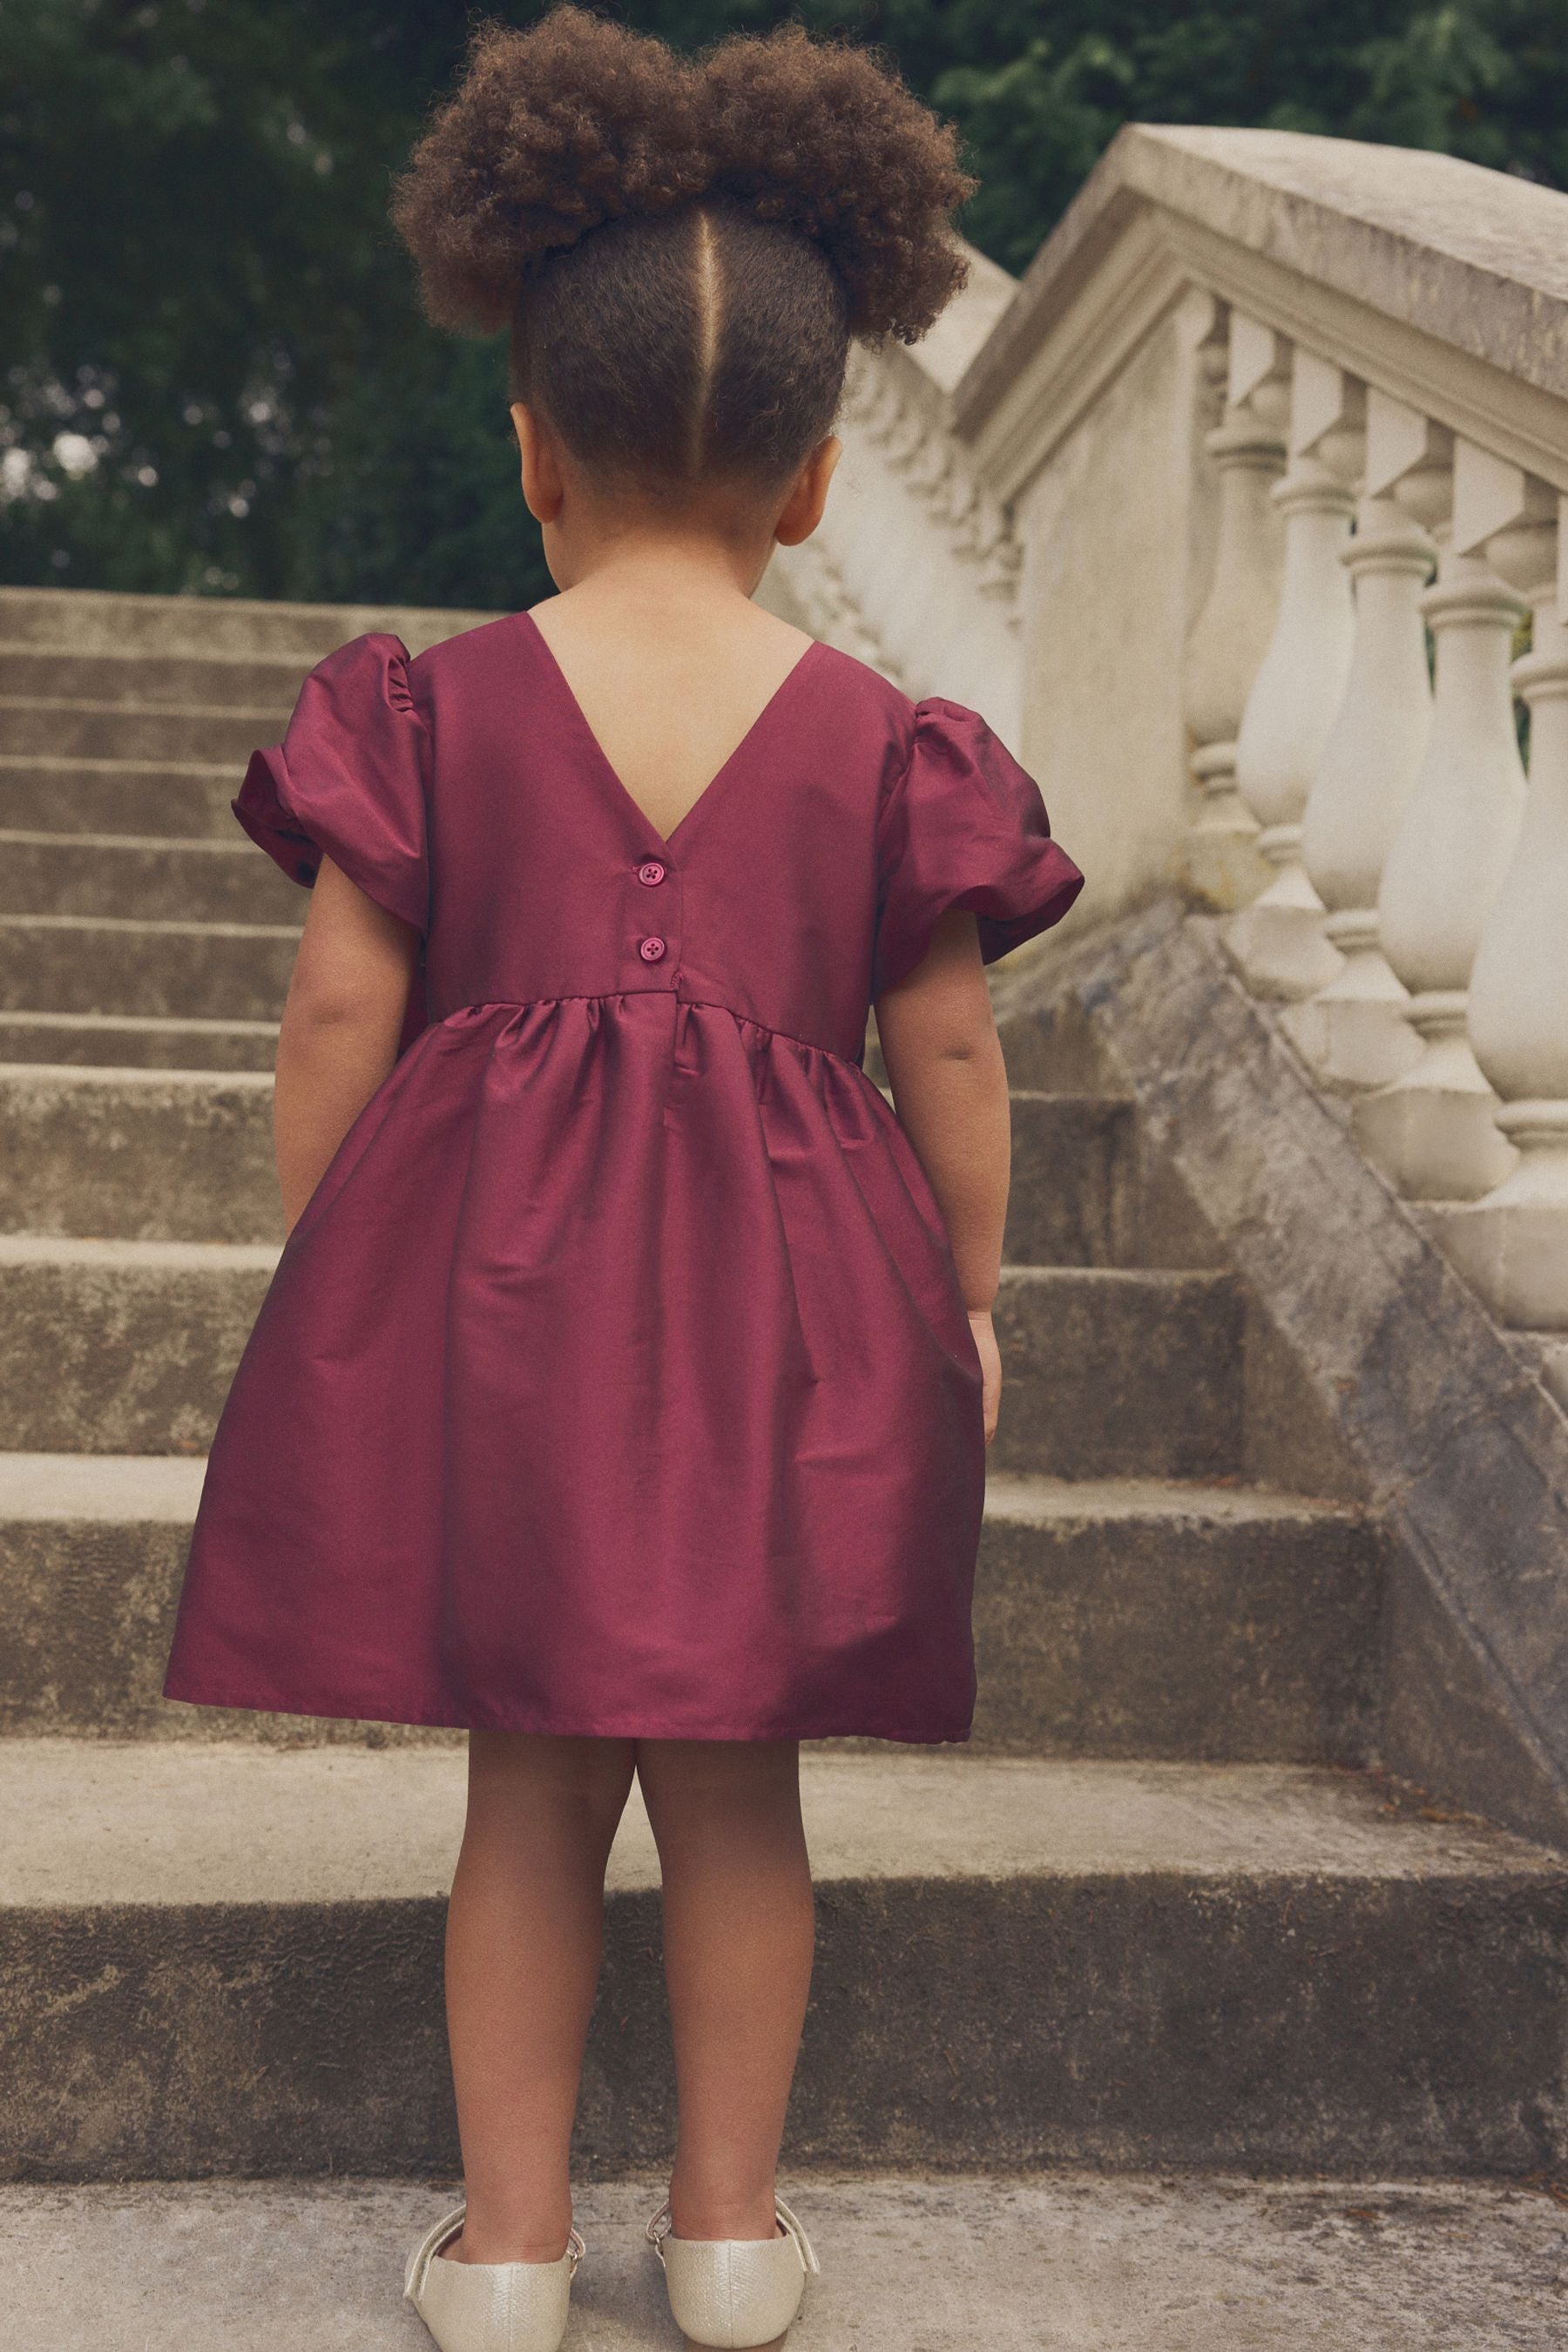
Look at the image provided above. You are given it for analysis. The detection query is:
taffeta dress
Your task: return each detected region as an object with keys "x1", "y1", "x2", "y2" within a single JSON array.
[{"x1": 162, "y1": 610, "x2": 1084, "y2": 1742}]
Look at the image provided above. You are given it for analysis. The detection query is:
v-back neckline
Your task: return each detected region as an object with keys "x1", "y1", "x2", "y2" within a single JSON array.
[{"x1": 517, "y1": 607, "x2": 824, "y2": 857}]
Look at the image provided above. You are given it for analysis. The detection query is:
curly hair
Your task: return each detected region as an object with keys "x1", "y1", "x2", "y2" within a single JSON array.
[{"x1": 390, "y1": 8, "x2": 975, "y2": 493}]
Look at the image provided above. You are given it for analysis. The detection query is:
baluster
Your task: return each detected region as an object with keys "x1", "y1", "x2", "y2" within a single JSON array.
[
  {"x1": 906, "y1": 420, "x2": 956, "y2": 504},
  {"x1": 935, "y1": 456, "x2": 979, "y2": 535},
  {"x1": 1181, "y1": 312, "x2": 1287, "y2": 909},
  {"x1": 1355, "y1": 421, "x2": 1527, "y2": 1199},
  {"x1": 883, "y1": 393, "x2": 927, "y2": 472},
  {"x1": 1279, "y1": 463, "x2": 1436, "y2": 1086},
  {"x1": 1222, "y1": 350, "x2": 1357, "y2": 997},
  {"x1": 968, "y1": 485, "x2": 1023, "y2": 601},
  {"x1": 1437, "y1": 469, "x2": 1568, "y2": 1327}
]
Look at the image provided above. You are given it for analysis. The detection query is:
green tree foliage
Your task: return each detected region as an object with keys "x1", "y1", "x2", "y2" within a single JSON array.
[
  {"x1": 0, "y1": 0, "x2": 524, "y2": 603},
  {"x1": 2, "y1": 0, "x2": 1563, "y2": 607},
  {"x1": 918, "y1": 1, "x2": 1561, "y2": 270}
]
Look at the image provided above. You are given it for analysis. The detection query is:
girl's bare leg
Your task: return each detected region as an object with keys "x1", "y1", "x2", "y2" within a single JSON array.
[
  {"x1": 635, "y1": 1737, "x2": 815, "y2": 2240},
  {"x1": 443, "y1": 1729, "x2": 637, "y2": 2263}
]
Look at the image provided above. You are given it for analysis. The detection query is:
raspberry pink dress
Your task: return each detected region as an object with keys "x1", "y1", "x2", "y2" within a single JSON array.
[{"x1": 162, "y1": 612, "x2": 1083, "y2": 1740}]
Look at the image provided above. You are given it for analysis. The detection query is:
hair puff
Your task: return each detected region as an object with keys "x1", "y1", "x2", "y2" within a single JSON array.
[
  {"x1": 391, "y1": 9, "x2": 713, "y2": 336},
  {"x1": 700, "y1": 23, "x2": 975, "y2": 341},
  {"x1": 393, "y1": 8, "x2": 975, "y2": 346}
]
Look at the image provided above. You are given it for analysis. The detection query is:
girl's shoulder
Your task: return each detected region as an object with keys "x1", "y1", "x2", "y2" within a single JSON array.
[
  {"x1": 785, "y1": 638, "x2": 1010, "y2": 764},
  {"x1": 402, "y1": 610, "x2": 527, "y2": 692},
  {"x1": 805, "y1": 646, "x2": 1024, "y2": 808}
]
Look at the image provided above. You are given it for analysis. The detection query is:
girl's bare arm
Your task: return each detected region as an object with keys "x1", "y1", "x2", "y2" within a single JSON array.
[
  {"x1": 873, "y1": 907, "x2": 1010, "y2": 1442},
  {"x1": 272, "y1": 855, "x2": 421, "y2": 1233}
]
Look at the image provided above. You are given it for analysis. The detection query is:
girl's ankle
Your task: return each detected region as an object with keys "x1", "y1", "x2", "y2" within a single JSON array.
[
  {"x1": 667, "y1": 2184, "x2": 781, "y2": 2243},
  {"x1": 445, "y1": 2203, "x2": 575, "y2": 2266}
]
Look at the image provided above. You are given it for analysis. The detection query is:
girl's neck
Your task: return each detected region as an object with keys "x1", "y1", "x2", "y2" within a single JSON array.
[{"x1": 543, "y1": 500, "x2": 776, "y2": 610}]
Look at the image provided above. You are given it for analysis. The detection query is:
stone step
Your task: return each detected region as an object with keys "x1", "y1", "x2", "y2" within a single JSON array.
[
  {"x1": 0, "y1": 695, "x2": 281, "y2": 766},
  {"x1": 0, "y1": 913, "x2": 297, "y2": 1022},
  {"x1": 0, "y1": 1243, "x2": 1241, "y2": 1462},
  {"x1": 0, "y1": 1011, "x2": 277, "y2": 1071},
  {"x1": 0, "y1": 1235, "x2": 275, "y2": 1454},
  {"x1": 0, "y1": 1460, "x2": 1380, "y2": 1764},
  {"x1": 0, "y1": 1066, "x2": 281, "y2": 1242},
  {"x1": 0, "y1": 1071, "x2": 1126, "y2": 1250},
  {"x1": 0, "y1": 755, "x2": 237, "y2": 837},
  {"x1": 0, "y1": 646, "x2": 305, "y2": 710},
  {"x1": 974, "y1": 1474, "x2": 1378, "y2": 1759},
  {"x1": 1004, "y1": 1090, "x2": 1135, "y2": 1266},
  {"x1": 995, "y1": 997, "x2": 1113, "y2": 1095},
  {"x1": 2, "y1": 1741, "x2": 1559, "y2": 2180},
  {"x1": 6, "y1": 2173, "x2": 1564, "y2": 2352},
  {"x1": 0, "y1": 829, "x2": 300, "y2": 923},
  {"x1": 993, "y1": 1264, "x2": 1244, "y2": 1478},
  {"x1": 0, "y1": 585, "x2": 498, "y2": 659},
  {"x1": 0, "y1": 1451, "x2": 443, "y2": 1751}
]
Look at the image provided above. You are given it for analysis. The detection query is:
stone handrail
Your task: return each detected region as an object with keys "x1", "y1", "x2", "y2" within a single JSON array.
[{"x1": 764, "y1": 125, "x2": 1568, "y2": 1343}]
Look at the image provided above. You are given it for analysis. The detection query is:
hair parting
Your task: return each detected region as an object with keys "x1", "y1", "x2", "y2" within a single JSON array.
[{"x1": 688, "y1": 207, "x2": 721, "y2": 483}]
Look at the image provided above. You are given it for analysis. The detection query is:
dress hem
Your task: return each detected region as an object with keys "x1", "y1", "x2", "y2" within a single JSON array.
[{"x1": 159, "y1": 1680, "x2": 974, "y2": 1747}]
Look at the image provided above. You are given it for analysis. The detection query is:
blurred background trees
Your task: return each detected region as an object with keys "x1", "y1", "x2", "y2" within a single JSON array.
[{"x1": 2, "y1": 0, "x2": 1563, "y2": 611}]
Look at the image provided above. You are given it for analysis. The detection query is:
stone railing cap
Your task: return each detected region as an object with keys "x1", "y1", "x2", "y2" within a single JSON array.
[{"x1": 953, "y1": 123, "x2": 1568, "y2": 435}]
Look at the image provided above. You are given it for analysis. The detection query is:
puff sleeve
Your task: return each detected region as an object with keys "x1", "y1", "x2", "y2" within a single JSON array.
[
  {"x1": 231, "y1": 632, "x2": 430, "y2": 936},
  {"x1": 872, "y1": 699, "x2": 1084, "y2": 999}
]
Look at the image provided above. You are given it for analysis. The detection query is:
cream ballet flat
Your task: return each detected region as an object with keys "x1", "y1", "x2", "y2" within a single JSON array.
[
  {"x1": 645, "y1": 2194, "x2": 821, "y2": 2349},
  {"x1": 403, "y1": 2204, "x2": 585, "y2": 2352}
]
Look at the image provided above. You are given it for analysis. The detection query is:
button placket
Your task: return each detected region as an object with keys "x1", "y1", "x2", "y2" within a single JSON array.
[{"x1": 628, "y1": 853, "x2": 679, "y2": 981}]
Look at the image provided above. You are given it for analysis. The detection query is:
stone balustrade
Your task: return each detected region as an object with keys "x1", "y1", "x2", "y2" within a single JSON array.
[{"x1": 763, "y1": 125, "x2": 1568, "y2": 1342}]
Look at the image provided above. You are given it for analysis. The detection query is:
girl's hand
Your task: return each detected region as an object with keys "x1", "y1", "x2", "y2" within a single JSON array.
[{"x1": 967, "y1": 1308, "x2": 1002, "y2": 1446}]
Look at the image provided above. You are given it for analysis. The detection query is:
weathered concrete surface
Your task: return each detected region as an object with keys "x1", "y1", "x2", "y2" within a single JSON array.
[
  {"x1": 993, "y1": 1264, "x2": 1244, "y2": 1478},
  {"x1": 0, "y1": 646, "x2": 303, "y2": 708},
  {"x1": 0, "y1": 828, "x2": 299, "y2": 922},
  {"x1": 0, "y1": 1066, "x2": 281, "y2": 1242},
  {"x1": 0, "y1": 1451, "x2": 455, "y2": 1746},
  {"x1": 1009, "y1": 902, "x2": 1568, "y2": 1848},
  {"x1": 1004, "y1": 1091, "x2": 1136, "y2": 1267},
  {"x1": 0, "y1": 1064, "x2": 1171, "y2": 1282},
  {"x1": 0, "y1": 696, "x2": 280, "y2": 765},
  {"x1": 3, "y1": 2173, "x2": 1565, "y2": 2352},
  {"x1": 1, "y1": 1744, "x2": 1561, "y2": 2180},
  {"x1": 0, "y1": 1072, "x2": 1139, "y2": 1255},
  {"x1": 0, "y1": 755, "x2": 237, "y2": 836},
  {"x1": 0, "y1": 910, "x2": 298, "y2": 1021},
  {"x1": 0, "y1": 582, "x2": 499, "y2": 659},
  {"x1": 0, "y1": 1458, "x2": 1381, "y2": 1762},
  {"x1": 0, "y1": 1451, "x2": 208, "y2": 1519},
  {"x1": 0, "y1": 1194, "x2": 1250, "y2": 1467},
  {"x1": 975, "y1": 1474, "x2": 1380, "y2": 1760},
  {"x1": 1515, "y1": 1332, "x2": 1568, "y2": 1420},
  {"x1": 0, "y1": 1240, "x2": 1246, "y2": 1468},
  {"x1": 998, "y1": 987, "x2": 1382, "y2": 1508},
  {"x1": 0, "y1": 1234, "x2": 275, "y2": 1453},
  {"x1": 19, "y1": 1746, "x2": 1553, "y2": 1904},
  {"x1": 0, "y1": 1008, "x2": 278, "y2": 1069}
]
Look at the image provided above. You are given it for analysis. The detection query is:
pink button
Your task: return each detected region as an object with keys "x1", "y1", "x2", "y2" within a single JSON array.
[
  {"x1": 639, "y1": 935, "x2": 667, "y2": 963},
  {"x1": 637, "y1": 860, "x2": 666, "y2": 887}
]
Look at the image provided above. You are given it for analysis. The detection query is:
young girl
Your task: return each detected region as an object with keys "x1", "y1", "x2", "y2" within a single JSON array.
[{"x1": 162, "y1": 14, "x2": 1083, "y2": 2349}]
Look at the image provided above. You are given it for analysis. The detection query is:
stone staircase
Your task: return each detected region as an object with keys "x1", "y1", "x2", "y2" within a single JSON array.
[{"x1": 1, "y1": 585, "x2": 1564, "y2": 2233}]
